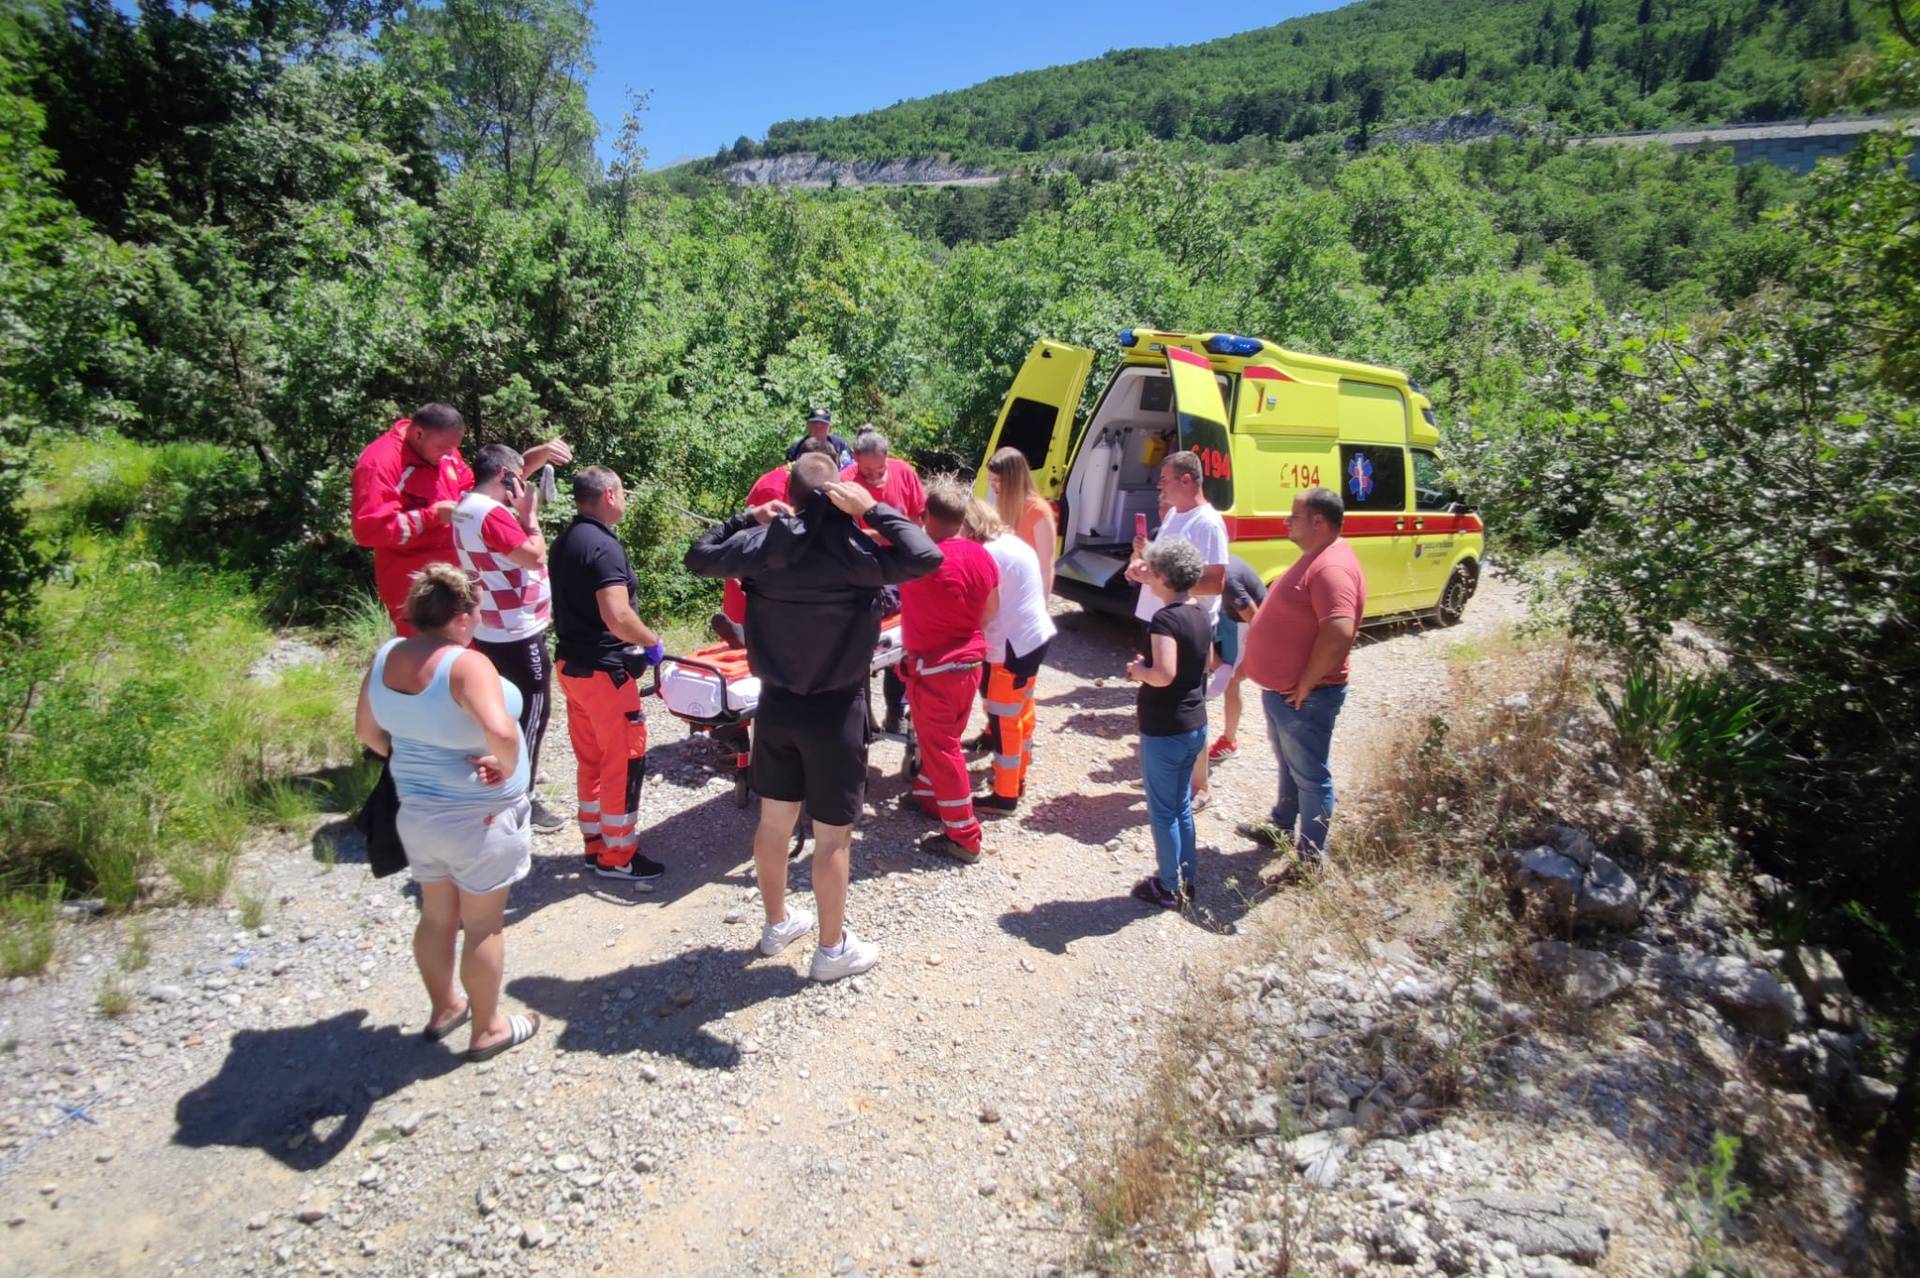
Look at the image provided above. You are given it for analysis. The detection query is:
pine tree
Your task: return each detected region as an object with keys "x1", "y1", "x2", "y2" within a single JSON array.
[
  {"x1": 1637, "y1": 0, "x2": 1653, "y2": 23},
  {"x1": 1684, "y1": 16, "x2": 1721, "y2": 80},
  {"x1": 1576, "y1": 23, "x2": 1596, "y2": 69}
]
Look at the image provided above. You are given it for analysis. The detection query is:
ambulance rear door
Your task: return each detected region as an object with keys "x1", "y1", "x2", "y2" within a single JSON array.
[
  {"x1": 1162, "y1": 346, "x2": 1234, "y2": 510},
  {"x1": 975, "y1": 340, "x2": 1095, "y2": 500}
]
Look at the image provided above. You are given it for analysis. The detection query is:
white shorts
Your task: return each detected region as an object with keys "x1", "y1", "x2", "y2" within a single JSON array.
[{"x1": 400, "y1": 797, "x2": 533, "y2": 895}]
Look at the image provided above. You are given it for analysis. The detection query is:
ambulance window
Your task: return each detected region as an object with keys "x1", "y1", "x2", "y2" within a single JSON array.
[
  {"x1": 1411, "y1": 450, "x2": 1458, "y2": 511},
  {"x1": 998, "y1": 397, "x2": 1061, "y2": 472},
  {"x1": 1338, "y1": 444, "x2": 1407, "y2": 512}
]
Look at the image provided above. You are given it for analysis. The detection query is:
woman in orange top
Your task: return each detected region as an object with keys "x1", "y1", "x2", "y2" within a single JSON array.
[{"x1": 987, "y1": 448, "x2": 1056, "y2": 598}]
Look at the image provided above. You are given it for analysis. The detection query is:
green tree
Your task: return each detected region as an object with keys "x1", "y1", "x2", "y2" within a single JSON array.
[{"x1": 382, "y1": 0, "x2": 597, "y2": 205}]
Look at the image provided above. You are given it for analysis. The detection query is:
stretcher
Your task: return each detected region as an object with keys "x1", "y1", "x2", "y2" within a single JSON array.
[{"x1": 644, "y1": 616, "x2": 916, "y2": 810}]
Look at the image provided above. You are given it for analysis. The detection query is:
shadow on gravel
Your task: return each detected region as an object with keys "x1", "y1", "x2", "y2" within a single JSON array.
[
  {"x1": 999, "y1": 845, "x2": 1277, "y2": 953},
  {"x1": 1022, "y1": 790, "x2": 1141, "y2": 842},
  {"x1": 174, "y1": 1010, "x2": 460, "y2": 1170},
  {"x1": 1050, "y1": 709, "x2": 1134, "y2": 742},
  {"x1": 508, "y1": 945, "x2": 806, "y2": 1070},
  {"x1": 998, "y1": 895, "x2": 1145, "y2": 954}
]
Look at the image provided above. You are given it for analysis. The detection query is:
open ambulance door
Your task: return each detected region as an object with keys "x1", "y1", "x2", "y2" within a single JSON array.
[
  {"x1": 1164, "y1": 346, "x2": 1235, "y2": 510},
  {"x1": 974, "y1": 340, "x2": 1094, "y2": 500}
]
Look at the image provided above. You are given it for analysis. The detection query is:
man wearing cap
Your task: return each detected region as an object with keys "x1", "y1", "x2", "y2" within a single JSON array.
[
  {"x1": 787, "y1": 407, "x2": 853, "y2": 470},
  {"x1": 714, "y1": 437, "x2": 845, "y2": 647}
]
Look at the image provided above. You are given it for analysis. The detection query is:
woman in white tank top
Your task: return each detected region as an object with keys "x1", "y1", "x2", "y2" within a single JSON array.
[{"x1": 963, "y1": 502, "x2": 1057, "y2": 814}]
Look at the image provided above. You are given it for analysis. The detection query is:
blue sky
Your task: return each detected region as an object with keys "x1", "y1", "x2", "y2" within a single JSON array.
[{"x1": 585, "y1": 2, "x2": 1338, "y2": 167}]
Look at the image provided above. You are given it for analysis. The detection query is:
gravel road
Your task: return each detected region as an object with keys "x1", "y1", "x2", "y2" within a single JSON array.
[{"x1": 0, "y1": 574, "x2": 1526, "y2": 1278}]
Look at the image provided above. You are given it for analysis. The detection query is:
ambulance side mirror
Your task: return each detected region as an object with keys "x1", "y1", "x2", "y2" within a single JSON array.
[{"x1": 1446, "y1": 500, "x2": 1474, "y2": 515}]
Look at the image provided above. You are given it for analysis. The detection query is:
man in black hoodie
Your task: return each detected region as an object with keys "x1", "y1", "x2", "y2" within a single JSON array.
[{"x1": 686, "y1": 452, "x2": 942, "y2": 982}]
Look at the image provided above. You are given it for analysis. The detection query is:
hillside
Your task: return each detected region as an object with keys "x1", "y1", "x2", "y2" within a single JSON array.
[{"x1": 733, "y1": 0, "x2": 1877, "y2": 164}]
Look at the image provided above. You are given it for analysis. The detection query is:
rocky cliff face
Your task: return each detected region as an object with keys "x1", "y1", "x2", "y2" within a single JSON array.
[{"x1": 722, "y1": 154, "x2": 1001, "y2": 188}]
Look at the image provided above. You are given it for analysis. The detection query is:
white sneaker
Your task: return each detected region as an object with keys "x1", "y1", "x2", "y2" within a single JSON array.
[
  {"x1": 808, "y1": 928, "x2": 881, "y2": 983},
  {"x1": 759, "y1": 908, "x2": 815, "y2": 956}
]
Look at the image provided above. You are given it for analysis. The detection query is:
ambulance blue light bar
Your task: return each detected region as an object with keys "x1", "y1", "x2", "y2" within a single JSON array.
[
  {"x1": 1118, "y1": 329, "x2": 1137, "y2": 347},
  {"x1": 1204, "y1": 334, "x2": 1263, "y2": 357}
]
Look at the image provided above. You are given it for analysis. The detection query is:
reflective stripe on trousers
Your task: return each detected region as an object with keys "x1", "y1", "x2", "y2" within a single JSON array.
[
  {"x1": 904, "y1": 659, "x2": 982, "y2": 851},
  {"x1": 560, "y1": 668, "x2": 649, "y2": 867},
  {"x1": 984, "y1": 662, "x2": 1039, "y2": 800}
]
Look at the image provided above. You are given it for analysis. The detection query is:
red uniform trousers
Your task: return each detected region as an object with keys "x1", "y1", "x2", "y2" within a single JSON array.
[
  {"x1": 560, "y1": 667, "x2": 649, "y2": 868},
  {"x1": 905, "y1": 658, "x2": 983, "y2": 852},
  {"x1": 983, "y1": 663, "x2": 1039, "y2": 800}
]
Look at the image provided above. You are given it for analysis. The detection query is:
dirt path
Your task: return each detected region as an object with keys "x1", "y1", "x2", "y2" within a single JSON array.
[{"x1": 0, "y1": 576, "x2": 1526, "y2": 1278}]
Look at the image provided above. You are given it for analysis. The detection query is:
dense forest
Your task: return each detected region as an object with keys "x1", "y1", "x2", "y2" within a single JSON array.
[
  {"x1": 733, "y1": 0, "x2": 1891, "y2": 166},
  {"x1": 0, "y1": 0, "x2": 1915, "y2": 1043}
]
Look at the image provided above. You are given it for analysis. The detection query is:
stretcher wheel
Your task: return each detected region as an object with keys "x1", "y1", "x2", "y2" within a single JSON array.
[
  {"x1": 901, "y1": 737, "x2": 919, "y2": 782},
  {"x1": 733, "y1": 772, "x2": 751, "y2": 809}
]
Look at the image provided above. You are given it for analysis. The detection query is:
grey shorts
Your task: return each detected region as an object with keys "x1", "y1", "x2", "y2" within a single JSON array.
[{"x1": 400, "y1": 797, "x2": 533, "y2": 895}]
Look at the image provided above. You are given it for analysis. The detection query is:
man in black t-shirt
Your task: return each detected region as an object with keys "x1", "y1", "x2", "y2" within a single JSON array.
[
  {"x1": 549, "y1": 467, "x2": 664, "y2": 884},
  {"x1": 785, "y1": 406, "x2": 853, "y2": 469}
]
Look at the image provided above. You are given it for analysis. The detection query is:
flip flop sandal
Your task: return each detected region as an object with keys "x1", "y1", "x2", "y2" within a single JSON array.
[
  {"x1": 422, "y1": 1003, "x2": 471, "y2": 1042},
  {"x1": 466, "y1": 1012, "x2": 541, "y2": 1064}
]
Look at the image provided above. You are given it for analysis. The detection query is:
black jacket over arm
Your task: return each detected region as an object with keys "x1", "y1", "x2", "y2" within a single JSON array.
[{"x1": 685, "y1": 499, "x2": 942, "y2": 695}]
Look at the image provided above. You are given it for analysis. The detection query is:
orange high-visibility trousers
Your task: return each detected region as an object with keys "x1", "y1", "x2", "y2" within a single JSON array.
[
  {"x1": 560, "y1": 667, "x2": 649, "y2": 867},
  {"x1": 983, "y1": 662, "x2": 1039, "y2": 799}
]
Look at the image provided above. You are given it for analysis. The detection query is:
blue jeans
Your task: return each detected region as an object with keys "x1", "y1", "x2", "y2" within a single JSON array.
[
  {"x1": 1261, "y1": 685, "x2": 1348, "y2": 860},
  {"x1": 1140, "y1": 727, "x2": 1206, "y2": 892}
]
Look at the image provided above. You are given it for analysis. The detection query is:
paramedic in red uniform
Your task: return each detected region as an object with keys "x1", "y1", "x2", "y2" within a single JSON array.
[
  {"x1": 900, "y1": 479, "x2": 1000, "y2": 864},
  {"x1": 685, "y1": 453, "x2": 941, "y2": 981},
  {"x1": 841, "y1": 429, "x2": 927, "y2": 733},
  {"x1": 450, "y1": 443, "x2": 566, "y2": 834},
  {"x1": 349, "y1": 402, "x2": 571, "y2": 634},
  {"x1": 549, "y1": 467, "x2": 666, "y2": 884},
  {"x1": 713, "y1": 436, "x2": 844, "y2": 647}
]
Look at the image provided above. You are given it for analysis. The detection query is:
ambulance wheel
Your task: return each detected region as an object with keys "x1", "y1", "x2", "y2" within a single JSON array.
[
  {"x1": 733, "y1": 773, "x2": 751, "y2": 809},
  {"x1": 1437, "y1": 565, "x2": 1473, "y2": 627}
]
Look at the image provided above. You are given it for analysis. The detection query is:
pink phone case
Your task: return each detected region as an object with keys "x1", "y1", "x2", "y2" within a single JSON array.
[{"x1": 1134, "y1": 512, "x2": 1149, "y2": 539}]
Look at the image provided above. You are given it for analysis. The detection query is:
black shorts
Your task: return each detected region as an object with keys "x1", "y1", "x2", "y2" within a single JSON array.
[{"x1": 751, "y1": 684, "x2": 868, "y2": 826}]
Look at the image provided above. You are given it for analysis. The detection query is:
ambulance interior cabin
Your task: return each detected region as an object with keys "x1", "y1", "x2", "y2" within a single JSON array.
[{"x1": 1055, "y1": 364, "x2": 1231, "y2": 597}]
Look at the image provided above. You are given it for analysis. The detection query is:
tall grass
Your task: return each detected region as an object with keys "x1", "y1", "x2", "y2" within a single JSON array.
[
  {"x1": 0, "y1": 885, "x2": 60, "y2": 976},
  {"x1": 2, "y1": 438, "x2": 364, "y2": 907}
]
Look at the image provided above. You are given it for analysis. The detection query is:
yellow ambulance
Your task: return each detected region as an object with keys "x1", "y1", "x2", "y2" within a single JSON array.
[{"x1": 975, "y1": 328, "x2": 1484, "y2": 623}]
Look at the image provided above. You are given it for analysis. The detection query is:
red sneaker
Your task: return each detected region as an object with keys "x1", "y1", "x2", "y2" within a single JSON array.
[{"x1": 1207, "y1": 736, "x2": 1238, "y2": 763}]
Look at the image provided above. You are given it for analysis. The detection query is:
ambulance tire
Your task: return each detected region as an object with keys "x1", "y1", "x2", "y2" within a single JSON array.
[{"x1": 1437, "y1": 564, "x2": 1473, "y2": 628}]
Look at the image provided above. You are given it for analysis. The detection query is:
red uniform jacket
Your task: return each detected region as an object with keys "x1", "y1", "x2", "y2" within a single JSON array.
[{"x1": 351, "y1": 418, "x2": 475, "y2": 630}]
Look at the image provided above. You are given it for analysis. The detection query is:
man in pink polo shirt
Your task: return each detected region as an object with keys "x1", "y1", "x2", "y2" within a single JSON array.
[{"x1": 1238, "y1": 487, "x2": 1365, "y2": 869}]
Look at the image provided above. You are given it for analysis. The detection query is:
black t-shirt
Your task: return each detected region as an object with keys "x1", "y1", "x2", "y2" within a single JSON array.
[
  {"x1": 550, "y1": 515, "x2": 637, "y2": 671},
  {"x1": 1137, "y1": 600, "x2": 1212, "y2": 737},
  {"x1": 1223, "y1": 556, "x2": 1267, "y2": 621}
]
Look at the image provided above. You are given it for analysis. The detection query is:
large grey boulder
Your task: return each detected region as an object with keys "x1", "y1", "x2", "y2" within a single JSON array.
[
  {"x1": 1512, "y1": 847, "x2": 1584, "y2": 924},
  {"x1": 1526, "y1": 941, "x2": 1636, "y2": 1007},
  {"x1": 1686, "y1": 956, "x2": 1805, "y2": 1039},
  {"x1": 1573, "y1": 852, "x2": 1642, "y2": 929},
  {"x1": 1496, "y1": 829, "x2": 1642, "y2": 932},
  {"x1": 1450, "y1": 1192, "x2": 1610, "y2": 1264},
  {"x1": 1781, "y1": 946, "x2": 1863, "y2": 1031}
]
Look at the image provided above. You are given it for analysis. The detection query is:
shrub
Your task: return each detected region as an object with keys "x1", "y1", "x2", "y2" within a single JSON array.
[
  {"x1": 0, "y1": 884, "x2": 59, "y2": 976},
  {"x1": 1597, "y1": 662, "x2": 1785, "y2": 801}
]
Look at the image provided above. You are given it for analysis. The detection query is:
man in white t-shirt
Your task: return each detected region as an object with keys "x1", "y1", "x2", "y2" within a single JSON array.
[
  {"x1": 1127, "y1": 449, "x2": 1228, "y2": 626},
  {"x1": 451, "y1": 443, "x2": 565, "y2": 834}
]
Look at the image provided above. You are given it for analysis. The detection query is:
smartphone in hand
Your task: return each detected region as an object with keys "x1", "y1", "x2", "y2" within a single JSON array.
[{"x1": 1134, "y1": 512, "x2": 1149, "y2": 541}]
